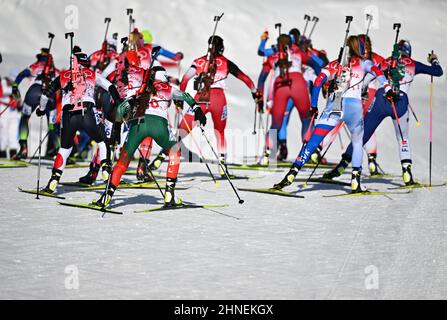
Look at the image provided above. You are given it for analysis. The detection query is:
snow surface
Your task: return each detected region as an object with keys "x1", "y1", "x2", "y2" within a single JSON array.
[{"x1": 1, "y1": 0, "x2": 447, "y2": 299}]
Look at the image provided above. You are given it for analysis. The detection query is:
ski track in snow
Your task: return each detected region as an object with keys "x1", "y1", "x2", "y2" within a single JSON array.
[{"x1": 1, "y1": 0, "x2": 447, "y2": 299}]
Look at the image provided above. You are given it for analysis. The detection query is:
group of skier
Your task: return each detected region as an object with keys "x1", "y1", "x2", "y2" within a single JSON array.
[{"x1": 0, "y1": 12, "x2": 443, "y2": 211}]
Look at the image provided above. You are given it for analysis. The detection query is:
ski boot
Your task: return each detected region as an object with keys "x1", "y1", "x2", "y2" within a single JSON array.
[
  {"x1": 368, "y1": 153, "x2": 379, "y2": 176},
  {"x1": 277, "y1": 140, "x2": 288, "y2": 161},
  {"x1": 322, "y1": 157, "x2": 349, "y2": 180},
  {"x1": 42, "y1": 169, "x2": 63, "y2": 194},
  {"x1": 259, "y1": 149, "x2": 270, "y2": 166},
  {"x1": 310, "y1": 145, "x2": 326, "y2": 164},
  {"x1": 149, "y1": 152, "x2": 166, "y2": 171},
  {"x1": 101, "y1": 159, "x2": 112, "y2": 182},
  {"x1": 218, "y1": 154, "x2": 231, "y2": 178},
  {"x1": 0, "y1": 150, "x2": 7, "y2": 158},
  {"x1": 401, "y1": 161, "x2": 415, "y2": 186},
  {"x1": 164, "y1": 178, "x2": 182, "y2": 207},
  {"x1": 12, "y1": 140, "x2": 28, "y2": 160},
  {"x1": 78, "y1": 162, "x2": 100, "y2": 185},
  {"x1": 273, "y1": 164, "x2": 300, "y2": 190},
  {"x1": 136, "y1": 158, "x2": 154, "y2": 182},
  {"x1": 351, "y1": 168, "x2": 366, "y2": 193},
  {"x1": 95, "y1": 185, "x2": 116, "y2": 208}
]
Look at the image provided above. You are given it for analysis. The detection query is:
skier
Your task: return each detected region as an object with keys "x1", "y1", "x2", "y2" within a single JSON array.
[
  {"x1": 79, "y1": 29, "x2": 184, "y2": 184},
  {"x1": 357, "y1": 34, "x2": 386, "y2": 175},
  {"x1": 0, "y1": 72, "x2": 21, "y2": 158},
  {"x1": 37, "y1": 46, "x2": 121, "y2": 194},
  {"x1": 257, "y1": 32, "x2": 322, "y2": 165},
  {"x1": 11, "y1": 48, "x2": 60, "y2": 160},
  {"x1": 322, "y1": 40, "x2": 443, "y2": 185},
  {"x1": 273, "y1": 34, "x2": 394, "y2": 193},
  {"x1": 149, "y1": 35, "x2": 261, "y2": 177},
  {"x1": 95, "y1": 64, "x2": 205, "y2": 208}
]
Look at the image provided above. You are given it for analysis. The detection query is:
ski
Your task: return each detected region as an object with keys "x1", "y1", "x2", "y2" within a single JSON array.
[
  {"x1": 295, "y1": 177, "x2": 351, "y2": 186},
  {"x1": 323, "y1": 190, "x2": 412, "y2": 198},
  {"x1": 59, "y1": 181, "x2": 96, "y2": 188},
  {"x1": 0, "y1": 163, "x2": 28, "y2": 168},
  {"x1": 388, "y1": 182, "x2": 447, "y2": 190},
  {"x1": 201, "y1": 175, "x2": 263, "y2": 182},
  {"x1": 227, "y1": 164, "x2": 282, "y2": 172},
  {"x1": 238, "y1": 187, "x2": 305, "y2": 198},
  {"x1": 18, "y1": 187, "x2": 66, "y2": 199},
  {"x1": 70, "y1": 182, "x2": 190, "y2": 191},
  {"x1": 58, "y1": 201, "x2": 123, "y2": 215},
  {"x1": 276, "y1": 161, "x2": 337, "y2": 169},
  {"x1": 124, "y1": 170, "x2": 165, "y2": 178},
  {"x1": 0, "y1": 159, "x2": 30, "y2": 168},
  {"x1": 135, "y1": 202, "x2": 229, "y2": 213},
  {"x1": 364, "y1": 173, "x2": 400, "y2": 179}
]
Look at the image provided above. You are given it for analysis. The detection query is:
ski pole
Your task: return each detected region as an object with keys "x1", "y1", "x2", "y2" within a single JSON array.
[
  {"x1": 365, "y1": 14, "x2": 373, "y2": 36},
  {"x1": 252, "y1": 103, "x2": 257, "y2": 135},
  {"x1": 429, "y1": 50, "x2": 434, "y2": 187},
  {"x1": 28, "y1": 131, "x2": 49, "y2": 163},
  {"x1": 0, "y1": 103, "x2": 11, "y2": 117},
  {"x1": 308, "y1": 16, "x2": 319, "y2": 40},
  {"x1": 180, "y1": 113, "x2": 219, "y2": 186},
  {"x1": 36, "y1": 115, "x2": 44, "y2": 199},
  {"x1": 137, "y1": 147, "x2": 165, "y2": 198},
  {"x1": 408, "y1": 104, "x2": 421, "y2": 126},
  {"x1": 303, "y1": 15, "x2": 311, "y2": 37},
  {"x1": 390, "y1": 100, "x2": 405, "y2": 144},
  {"x1": 199, "y1": 126, "x2": 244, "y2": 204},
  {"x1": 304, "y1": 121, "x2": 345, "y2": 186}
]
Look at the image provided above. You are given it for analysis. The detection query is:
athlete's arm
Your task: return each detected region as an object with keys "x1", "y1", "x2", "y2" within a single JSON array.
[
  {"x1": 228, "y1": 59, "x2": 256, "y2": 93},
  {"x1": 14, "y1": 68, "x2": 31, "y2": 85},
  {"x1": 179, "y1": 65, "x2": 197, "y2": 92},
  {"x1": 96, "y1": 72, "x2": 121, "y2": 102},
  {"x1": 363, "y1": 59, "x2": 391, "y2": 92},
  {"x1": 415, "y1": 60, "x2": 443, "y2": 77},
  {"x1": 39, "y1": 76, "x2": 61, "y2": 111},
  {"x1": 258, "y1": 38, "x2": 276, "y2": 57}
]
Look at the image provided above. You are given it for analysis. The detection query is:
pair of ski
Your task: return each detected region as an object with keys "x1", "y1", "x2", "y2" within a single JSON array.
[
  {"x1": 227, "y1": 161, "x2": 336, "y2": 172},
  {"x1": 0, "y1": 160, "x2": 30, "y2": 168},
  {"x1": 58, "y1": 201, "x2": 228, "y2": 215},
  {"x1": 238, "y1": 179, "x2": 446, "y2": 198}
]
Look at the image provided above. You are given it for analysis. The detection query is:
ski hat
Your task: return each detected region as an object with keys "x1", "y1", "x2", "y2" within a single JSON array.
[
  {"x1": 107, "y1": 34, "x2": 118, "y2": 51},
  {"x1": 152, "y1": 66, "x2": 168, "y2": 82},
  {"x1": 288, "y1": 28, "x2": 301, "y2": 45},
  {"x1": 398, "y1": 40, "x2": 412, "y2": 57},
  {"x1": 141, "y1": 30, "x2": 152, "y2": 44},
  {"x1": 277, "y1": 33, "x2": 291, "y2": 50},
  {"x1": 129, "y1": 28, "x2": 144, "y2": 49},
  {"x1": 208, "y1": 35, "x2": 224, "y2": 55},
  {"x1": 73, "y1": 45, "x2": 90, "y2": 66}
]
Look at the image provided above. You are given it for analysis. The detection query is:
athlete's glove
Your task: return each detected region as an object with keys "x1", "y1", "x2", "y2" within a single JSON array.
[
  {"x1": 310, "y1": 107, "x2": 319, "y2": 119},
  {"x1": 385, "y1": 88, "x2": 398, "y2": 103},
  {"x1": 252, "y1": 90, "x2": 264, "y2": 113},
  {"x1": 261, "y1": 31, "x2": 269, "y2": 40},
  {"x1": 173, "y1": 100, "x2": 184, "y2": 110},
  {"x1": 194, "y1": 106, "x2": 207, "y2": 126},
  {"x1": 174, "y1": 52, "x2": 184, "y2": 61},
  {"x1": 35, "y1": 107, "x2": 46, "y2": 117},
  {"x1": 109, "y1": 122, "x2": 122, "y2": 146},
  {"x1": 12, "y1": 83, "x2": 20, "y2": 100},
  {"x1": 427, "y1": 52, "x2": 439, "y2": 64}
]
